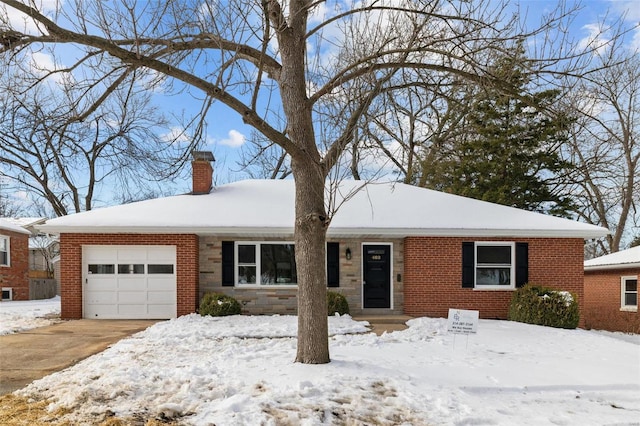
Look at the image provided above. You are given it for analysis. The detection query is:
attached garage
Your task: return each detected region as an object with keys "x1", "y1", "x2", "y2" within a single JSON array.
[{"x1": 83, "y1": 245, "x2": 177, "y2": 319}]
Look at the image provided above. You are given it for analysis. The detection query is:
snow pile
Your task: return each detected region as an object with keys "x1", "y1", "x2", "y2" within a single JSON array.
[
  {"x1": 15, "y1": 313, "x2": 640, "y2": 425},
  {"x1": 0, "y1": 296, "x2": 61, "y2": 335}
]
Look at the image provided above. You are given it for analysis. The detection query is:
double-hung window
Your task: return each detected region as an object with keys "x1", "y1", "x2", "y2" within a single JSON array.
[
  {"x1": 236, "y1": 242, "x2": 297, "y2": 286},
  {"x1": 621, "y1": 276, "x2": 638, "y2": 311},
  {"x1": 475, "y1": 242, "x2": 515, "y2": 288},
  {"x1": 0, "y1": 236, "x2": 9, "y2": 266}
]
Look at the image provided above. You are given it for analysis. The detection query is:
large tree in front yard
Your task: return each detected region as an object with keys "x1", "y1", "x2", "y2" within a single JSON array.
[{"x1": 0, "y1": 0, "x2": 588, "y2": 363}]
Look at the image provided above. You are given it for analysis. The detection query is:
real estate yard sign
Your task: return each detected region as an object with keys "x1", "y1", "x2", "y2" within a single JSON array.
[{"x1": 447, "y1": 308, "x2": 479, "y2": 334}]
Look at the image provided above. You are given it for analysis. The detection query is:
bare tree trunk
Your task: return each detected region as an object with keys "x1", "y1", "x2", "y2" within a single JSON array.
[{"x1": 292, "y1": 162, "x2": 329, "y2": 363}]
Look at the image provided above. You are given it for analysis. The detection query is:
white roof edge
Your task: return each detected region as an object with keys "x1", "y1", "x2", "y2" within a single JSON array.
[
  {"x1": 0, "y1": 220, "x2": 32, "y2": 235},
  {"x1": 37, "y1": 224, "x2": 607, "y2": 239},
  {"x1": 585, "y1": 263, "x2": 640, "y2": 271}
]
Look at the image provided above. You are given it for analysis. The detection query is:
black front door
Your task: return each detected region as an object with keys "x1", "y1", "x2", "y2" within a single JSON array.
[{"x1": 363, "y1": 244, "x2": 391, "y2": 308}]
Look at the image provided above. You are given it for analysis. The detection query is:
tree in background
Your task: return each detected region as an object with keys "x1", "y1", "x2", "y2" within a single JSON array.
[
  {"x1": 421, "y1": 47, "x2": 575, "y2": 216},
  {"x1": 0, "y1": 66, "x2": 189, "y2": 217},
  {"x1": 562, "y1": 42, "x2": 639, "y2": 254},
  {"x1": 0, "y1": 0, "x2": 592, "y2": 364}
]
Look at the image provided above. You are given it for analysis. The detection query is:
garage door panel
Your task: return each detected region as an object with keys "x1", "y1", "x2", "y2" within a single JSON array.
[
  {"x1": 147, "y1": 247, "x2": 176, "y2": 262},
  {"x1": 148, "y1": 304, "x2": 175, "y2": 316},
  {"x1": 88, "y1": 278, "x2": 118, "y2": 290},
  {"x1": 84, "y1": 245, "x2": 177, "y2": 319},
  {"x1": 86, "y1": 304, "x2": 118, "y2": 317},
  {"x1": 86, "y1": 291, "x2": 118, "y2": 304},
  {"x1": 117, "y1": 291, "x2": 147, "y2": 304},
  {"x1": 117, "y1": 278, "x2": 147, "y2": 291},
  {"x1": 147, "y1": 277, "x2": 174, "y2": 290},
  {"x1": 117, "y1": 248, "x2": 148, "y2": 262},
  {"x1": 147, "y1": 291, "x2": 174, "y2": 303}
]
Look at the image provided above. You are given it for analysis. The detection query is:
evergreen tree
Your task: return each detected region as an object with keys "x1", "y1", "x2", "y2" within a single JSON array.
[{"x1": 424, "y1": 47, "x2": 575, "y2": 216}]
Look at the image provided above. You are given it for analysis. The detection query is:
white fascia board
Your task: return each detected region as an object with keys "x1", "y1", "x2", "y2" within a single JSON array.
[
  {"x1": 37, "y1": 225, "x2": 296, "y2": 237},
  {"x1": 327, "y1": 227, "x2": 610, "y2": 239},
  {"x1": 39, "y1": 225, "x2": 608, "y2": 240},
  {"x1": 584, "y1": 263, "x2": 640, "y2": 271}
]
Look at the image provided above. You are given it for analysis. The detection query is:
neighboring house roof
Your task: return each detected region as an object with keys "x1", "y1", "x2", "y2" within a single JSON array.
[
  {"x1": 38, "y1": 180, "x2": 609, "y2": 238},
  {"x1": 584, "y1": 246, "x2": 640, "y2": 271},
  {"x1": 1, "y1": 217, "x2": 47, "y2": 235},
  {"x1": 0, "y1": 218, "x2": 32, "y2": 235}
]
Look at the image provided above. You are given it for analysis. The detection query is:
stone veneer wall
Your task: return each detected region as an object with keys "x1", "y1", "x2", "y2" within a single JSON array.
[{"x1": 198, "y1": 236, "x2": 404, "y2": 315}]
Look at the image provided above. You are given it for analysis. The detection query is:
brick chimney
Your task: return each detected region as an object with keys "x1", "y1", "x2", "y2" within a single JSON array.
[{"x1": 191, "y1": 150, "x2": 215, "y2": 195}]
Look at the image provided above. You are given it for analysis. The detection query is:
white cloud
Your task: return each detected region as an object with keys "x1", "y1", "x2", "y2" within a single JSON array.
[
  {"x1": 3, "y1": 0, "x2": 61, "y2": 35},
  {"x1": 161, "y1": 127, "x2": 191, "y2": 144},
  {"x1": 218, "y1": 129, "x2": 246, "y2": 147},
  {"x1": 578, "y1": 22, "x2": 611, "y2": 54}
]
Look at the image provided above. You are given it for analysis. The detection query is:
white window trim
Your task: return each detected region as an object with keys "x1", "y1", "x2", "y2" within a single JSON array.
[
  {"x1": 620, "y1": 275, "x2": 638, "y2": 312},
  {"x1": 1, "y1": 287, "x2": 12, "y2": 301},
  {"x1": 0, "y1": 235, "x2": 9, "y2": 267},
  {"x1": 235, "y1": 241, "x2": 298, "y2": 287},
  {"x1": 474, "y1": 241, "x2": 516, "y2": 290}
]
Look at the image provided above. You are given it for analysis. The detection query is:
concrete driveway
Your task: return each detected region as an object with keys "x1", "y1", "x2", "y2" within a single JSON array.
[{"x1": 0, "y1": 320, "x2": 158, "y2": 395}]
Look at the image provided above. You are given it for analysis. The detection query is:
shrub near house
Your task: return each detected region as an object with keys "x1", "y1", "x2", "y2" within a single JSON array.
[{"x1": 509, "y1": 284, "x2": 580, "y2": 329}]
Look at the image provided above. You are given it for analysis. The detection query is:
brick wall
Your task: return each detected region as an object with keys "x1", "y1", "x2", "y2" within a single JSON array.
[
  {"x1": 404, "y1": 237, "x2": 585, "y2": 320},
  {"x1": 0, "y1": 230, "x2": 29, "y2": 300},
  {"x1": 199, "y1": 237, "x2": 404, "y2": 315},
  {"x1": 59, "y1": 233, "x2": 199, "y2": 319},
  {"x1": 584, "y1": 268, "x2": 639, "y2": 333}
]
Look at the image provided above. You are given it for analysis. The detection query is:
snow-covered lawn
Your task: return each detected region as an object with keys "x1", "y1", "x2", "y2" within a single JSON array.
[
  {"x1": 0, "y1": 296, "x2": 61, "y2": 335},
  {"x1": 3, "y1": 298, "x2": 639, "y2": 425}
]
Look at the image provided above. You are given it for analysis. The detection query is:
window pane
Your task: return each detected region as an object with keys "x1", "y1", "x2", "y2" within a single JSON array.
[
  {"x1": 238, "y1": 245, "x2": 256, "y2": 264},
  {"x1": 88, "y1": 264, "x2": 115, "y2": 274},
  {"x1": 625, "y1": 293, "x2": 637, "y2": 306},
  {"x1": 118, "y1": 264, "x2": 145, "y2": 274},
  {"x1": 238, "y1": 265, "x2": 256, "y2": 284},
  {"x1": 0, "y1": 238, "x2": 6, "y2": 251},
  {"x1": 261, "y1": 244, "x2": 297, "y2": 284},
  {"x1": 476, "y1": 268, "x2": 511, "y2": 286},
  {"x1": 0, "y1": 251, "x2": 7, "y2": 265},
  {"x1": 148, "y1": 264, "x2": 174, "y2": 274},
  {"x1": 477, "y1": 246, "x2": 511, "y2": 264},
  {"x1": 625, "y1": 279, "x2": 637, "y2": 292}
]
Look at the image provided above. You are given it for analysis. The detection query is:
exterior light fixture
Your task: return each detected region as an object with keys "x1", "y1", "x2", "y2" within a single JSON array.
[{"x1": 345, "y1": 247, "x2": 352, "y2": 260}]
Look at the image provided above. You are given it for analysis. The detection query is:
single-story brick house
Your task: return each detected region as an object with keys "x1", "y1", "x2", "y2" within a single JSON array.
[
  {"x1": 0, "y1": 218, "x2": 31, "y2": 301},
  {"x1": 584, "y1": 246, "x2": 639, "y2": 333},
  {"x1": 39, "y1": 154, "x2": 608, "y2": 320}
]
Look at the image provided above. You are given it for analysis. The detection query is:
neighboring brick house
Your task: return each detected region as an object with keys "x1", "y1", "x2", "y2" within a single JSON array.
[
  {"x1": 39, "y1": 152, "x2": 608, "y2": 320},
  {"x1": 584, "y1": 246, "x2": 640, "y2": 333},
  {"x1": 0, "y1": 218, "x2": 30, "y2": 301}
]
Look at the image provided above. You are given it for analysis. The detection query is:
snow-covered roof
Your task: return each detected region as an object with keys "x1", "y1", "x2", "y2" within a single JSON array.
[
  {"x1": 3, "y1": 217, "x2": 47, "y2": 228},
  {"x1": 0, "y1": 218, "x2": 32, "y2": 235},
  {"x1": 38, "y1": 180, "x2": 609, "y2": 238},
  {"x1": 584, "y1": 245, "x2": 640, "y2": 271}
]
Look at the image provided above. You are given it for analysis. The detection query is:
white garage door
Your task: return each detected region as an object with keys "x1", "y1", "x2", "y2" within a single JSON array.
[{"x1": 83, "y1": 245, "x2": 177, "y2": 319}]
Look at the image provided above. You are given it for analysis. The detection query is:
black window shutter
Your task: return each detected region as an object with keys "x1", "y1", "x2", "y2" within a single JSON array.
[
  {"x1": 515, "y1": 242, "x2": 529, "y2": 288},
  {"x1": 327, "y1": 242, "x2": 340, "y2": 287},
  {"x1": 221, "y1": 241, "x2": 235, "y2": 286},
  {"x1": 462, "y1": 242, "x2": 475, "y2": 288}
]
